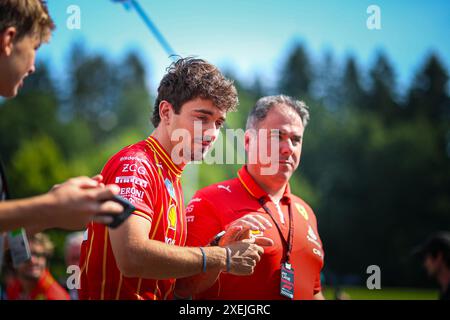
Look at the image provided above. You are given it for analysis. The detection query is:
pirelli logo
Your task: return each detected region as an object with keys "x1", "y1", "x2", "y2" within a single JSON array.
[{"x1": 115, "y1": 176, "x2": 148, "y2": 188}]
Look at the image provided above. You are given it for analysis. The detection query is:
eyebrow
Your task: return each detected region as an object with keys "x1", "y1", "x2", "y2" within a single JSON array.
[
  {"x1": 193, "y1": 109, "x2": 226, "y2": 122},
  {"x1": 272, "y1": 129, "x2": 302, "y2": 139}
]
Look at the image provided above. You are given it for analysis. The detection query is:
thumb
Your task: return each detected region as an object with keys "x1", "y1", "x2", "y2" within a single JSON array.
[
  {"x1": 242, "y1": 237, "x2": 256, "y2": 244},
  {"x1": 220, "y1": 225, "x2": 243, "y2": 246},
  {"x1": 253, "y1": 237, "x2": 274, "y2": 247}
]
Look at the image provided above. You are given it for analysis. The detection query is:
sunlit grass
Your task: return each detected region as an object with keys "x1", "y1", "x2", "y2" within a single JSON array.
[{"x1": 323, "y1": 286, "x2": 439, "y2": 300}]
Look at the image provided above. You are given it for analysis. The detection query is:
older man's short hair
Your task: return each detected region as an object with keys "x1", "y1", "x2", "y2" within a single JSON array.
[{"x1": 246, "y1": 95, "x2": 310, "y2": 130}]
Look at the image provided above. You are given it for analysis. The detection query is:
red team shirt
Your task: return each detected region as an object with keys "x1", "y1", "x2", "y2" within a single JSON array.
[
  {"x1": 78, "y1": 136, "x2": 186, "y2": 300},
  {"x1": 7, "y1": 269, "x2": 70, "y2": 300},
  {"x1": 186, "y1": 166, "x2": 324, "y2": 300}
]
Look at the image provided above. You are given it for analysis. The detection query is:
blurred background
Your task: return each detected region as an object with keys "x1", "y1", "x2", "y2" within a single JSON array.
[{"x1": 1, "y1": 0, "x2": 449, "y2": 299}]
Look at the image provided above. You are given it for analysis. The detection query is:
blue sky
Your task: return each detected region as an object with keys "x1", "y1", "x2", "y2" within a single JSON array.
[{"x1": 40, "y1": 0, "x2": 450, "y2": 93}]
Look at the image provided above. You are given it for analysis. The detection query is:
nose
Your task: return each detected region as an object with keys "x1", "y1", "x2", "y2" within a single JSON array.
[
  {"x1": 279, "y1": 139, "x2": 295, "y2": 157},
  {"x1": 28, "y1": 64, "x2": 36, "y2": 76},
  {"x1": 203, "y1": 122, "x2": 219, "y2": 140},
  {"x1": 203, "y1": 128, "x2": 217, "y2": 143}
]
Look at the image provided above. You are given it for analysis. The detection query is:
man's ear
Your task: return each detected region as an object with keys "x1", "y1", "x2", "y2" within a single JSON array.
[
  {"x1": 0, "y1": 27, "x2": 17, "y2": 56},
  {"x1": 244, "y1": 129, "x2": 252, "y2": 153},
  {"x1": 159, "y1": 100, "x2": 174, "y2": 126}
]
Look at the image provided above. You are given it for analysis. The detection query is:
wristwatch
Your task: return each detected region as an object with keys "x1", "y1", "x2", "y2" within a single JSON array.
[{"x1": 209, "y1": 230, "x2": 226, "y2": 246}]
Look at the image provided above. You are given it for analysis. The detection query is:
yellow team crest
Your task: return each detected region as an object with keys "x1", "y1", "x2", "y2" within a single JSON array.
[
  {"x1": 295, "y1": 202, "x2": 309, "y2": 221},
  {"x1": 167, "y1": 204, "x2": 177, "y2": 230}
]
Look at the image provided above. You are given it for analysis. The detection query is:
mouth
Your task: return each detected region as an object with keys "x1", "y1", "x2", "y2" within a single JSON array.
[{"x1": 194, "y1": 137, "x2": 213, "y2": 148}]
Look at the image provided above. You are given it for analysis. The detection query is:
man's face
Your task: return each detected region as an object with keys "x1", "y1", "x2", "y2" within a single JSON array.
[
  {"x1": 423, "y1": 253, "x2": 443, "y2": 278},
  {"x1": 65, "y1": 240, "x2": 82, "y2": 267},
  {"x1": 246, "y1": 104, "x2": 304, "y2": 183},
  {"x1": 17, "y1": 242, "x2": 47, "y2": 282},
  {"x1": 0, "y1": 30, "x2": 39, "y2": 98},
  {"x1": 169, "y1": 97, "x2": 226, "y2": 163}
]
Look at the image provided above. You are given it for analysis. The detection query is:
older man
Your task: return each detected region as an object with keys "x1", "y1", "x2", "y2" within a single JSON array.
[{"x1": 176, "y1": 95, "x2": 325, "y2": 300}]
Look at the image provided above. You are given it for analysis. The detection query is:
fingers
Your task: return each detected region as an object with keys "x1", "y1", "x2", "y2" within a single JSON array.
[
  {"x1": 229, "y1": 214, "x2": 273, "y2": 232},
  {"x1": 65, "y1": 176, "x2": 101, "y2": 189},
  {"x1": 66, "y1": 175, "x2": 108, "y2": 190},
  {"x1": 91, "y1": 174, "x2": 103, "y2": 183},
  {"x1": 50, "y1": 183, "x2": 61, "y2": 192},
  {"x1": 245, "y1": 215, "x2": 272, "y2": 231},
  {"x1": 92, "y1": 215, "x2": 114, "y2": 225},
  {"x1": 219, "y1": 226, "x2": 243, "y2": 246},
  {"x1": 254, "y1": 244, "x2": 264, "y2": 257},
  {"x1": 91, "y1": 184, "x2": 120, "y2": 201},
  {"x1": 253, "y1": 237, "x2": 274, "y2": 247},
  {"x1": 98, "y1": 200, "x2": 124, "y2": 214},
  {"x1": 236, "y1": 229, "x2": 252, "y2": 241}
]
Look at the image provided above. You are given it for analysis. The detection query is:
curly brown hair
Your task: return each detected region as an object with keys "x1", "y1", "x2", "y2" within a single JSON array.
[
  {"x1": 0, "y1": 0, "x2": 55, "y2": 43},
  {"x1": 152, "y1": 57, "x2": 238, "y2": 127}
]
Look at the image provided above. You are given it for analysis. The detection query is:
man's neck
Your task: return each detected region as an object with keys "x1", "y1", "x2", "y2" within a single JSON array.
[
  {"x1": 151, "y1": 127, "x2": 187, "y2": 168},
  {"x1": 247, "y1": 165, "x2": 287, "y2": 202}
]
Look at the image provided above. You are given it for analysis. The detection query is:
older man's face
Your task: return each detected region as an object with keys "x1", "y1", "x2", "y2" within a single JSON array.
[{"x1": 247, "y1": 104, "x2": 304, "y2": 181}]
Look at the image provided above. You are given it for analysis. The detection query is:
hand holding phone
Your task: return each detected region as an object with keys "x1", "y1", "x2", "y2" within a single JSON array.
[{"x1": 101, "y1": 195, "x2": 135, "y2": 229}]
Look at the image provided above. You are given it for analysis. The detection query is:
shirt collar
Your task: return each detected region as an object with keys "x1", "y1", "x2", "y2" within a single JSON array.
[
  {"x1": 146, "y1": 135, "x2": 183, "y2": 177},
  {"x1": 237, "y1": 165, "x2": 291, "y2": 204}
]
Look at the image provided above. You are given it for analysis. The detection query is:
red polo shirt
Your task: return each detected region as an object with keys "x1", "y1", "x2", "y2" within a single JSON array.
[
  {"x1": 185, "y1": 165, "x2": 324, "y2": 300},
  {"x1": 6, "y1": 269, "x2": 69, "y2": 300}
]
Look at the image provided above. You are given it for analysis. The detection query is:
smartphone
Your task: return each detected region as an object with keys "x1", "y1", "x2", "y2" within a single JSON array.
[
  {"x1": 7, "y1": 228, "x2": 31, "y2": 268},
  {"x1": 104, "y1": 195, "x2": 136, "y2": 229}
]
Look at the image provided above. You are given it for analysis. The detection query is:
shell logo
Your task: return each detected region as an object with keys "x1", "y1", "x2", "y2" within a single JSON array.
[
  {"x1": 295, "y1": 203, "x2": 309, "y2": 221},
  {"x1": 167, "y1": 204, "x2": 177, "y2": 230}
]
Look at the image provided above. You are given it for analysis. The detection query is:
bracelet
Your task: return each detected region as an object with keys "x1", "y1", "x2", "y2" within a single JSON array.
[
  {"x1": 199, "y1": 247, "x2": 207, "y2": 273},
  {"x1": 225, "y1": 247, "x2": 231, "y2": 273}
]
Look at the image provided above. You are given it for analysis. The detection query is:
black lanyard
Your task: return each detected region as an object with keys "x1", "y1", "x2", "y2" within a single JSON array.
[{"x1": 258, "y1": 197, "x2": 294, "y2": 263}]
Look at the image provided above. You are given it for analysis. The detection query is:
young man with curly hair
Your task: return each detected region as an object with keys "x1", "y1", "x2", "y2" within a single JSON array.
[{"x1": 79, "y1": 57, "x2": 272, "y2": 300}]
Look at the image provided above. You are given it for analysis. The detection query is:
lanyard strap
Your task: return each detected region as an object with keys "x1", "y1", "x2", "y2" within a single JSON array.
[{"x1": 258, "y1": 197, "x2": 294, "y2": 263}]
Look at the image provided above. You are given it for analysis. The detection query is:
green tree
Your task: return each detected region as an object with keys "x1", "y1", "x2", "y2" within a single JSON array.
[
  {"x1": 9, "y1": 135, "x2": 70, "y2": 197},
  {"x1": 278, "y1": 43, "x2": 313, "y2": 99}
]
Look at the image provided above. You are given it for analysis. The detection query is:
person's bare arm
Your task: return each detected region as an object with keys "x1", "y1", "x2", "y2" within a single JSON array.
[
  {"x1": 0, "y1": 176, "x2": 122, "y2": 233},
  {"x1": 174, "y1": 215, "x2": 274, "y2": 298},
  {"x1": 109, "y1": 215, "x2": 265, "y2": 280}
]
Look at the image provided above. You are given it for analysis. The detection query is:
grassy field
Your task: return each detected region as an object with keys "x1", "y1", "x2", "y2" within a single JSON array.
[{"x1": 322, "y1": 286, "x2": 439, "y2": 300}]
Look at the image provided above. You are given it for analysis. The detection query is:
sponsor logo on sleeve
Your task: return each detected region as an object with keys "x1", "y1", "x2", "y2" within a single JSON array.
[
  {"x1": 122, "y1": 163, "x2": 147, "y2": 175},
  {"x1": 119, "y1": 187, "x2": 145, "y2": 203},
  {"x1": 119, "y1": 156, "x2": 151, "y2": 167},
  {"x1": 115, "y1": 176, "x2": 148, "y2": 188}
]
